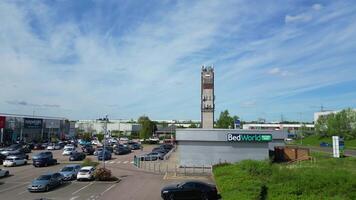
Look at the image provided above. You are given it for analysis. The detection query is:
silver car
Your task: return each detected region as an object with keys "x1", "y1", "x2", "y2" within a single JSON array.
[{"x1": 59, "y1": 164, "x2": 81, "y2": 181}]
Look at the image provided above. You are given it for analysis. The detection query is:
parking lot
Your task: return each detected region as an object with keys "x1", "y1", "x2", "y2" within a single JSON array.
[{"x1": 0, "y1": 145, "x2": 213, "y2": 200}]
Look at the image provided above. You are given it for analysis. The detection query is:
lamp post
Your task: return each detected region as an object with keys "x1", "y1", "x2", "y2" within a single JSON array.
[{"x1": 102, "y1": 115, "x2": 108, "y2": 169}]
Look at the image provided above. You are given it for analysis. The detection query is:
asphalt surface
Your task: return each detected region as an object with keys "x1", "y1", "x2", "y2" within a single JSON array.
[
  {"x1": 0, "y1": 145, "x2": 213, "y2": 200},
  {"x1": 294, "y1": 145, "x2": 356, "y2": 157}
]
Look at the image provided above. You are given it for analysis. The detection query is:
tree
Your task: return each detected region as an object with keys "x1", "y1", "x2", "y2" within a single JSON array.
[
  {"x1": 215, "y1": 110, "x2": 239, "y2": 129},
  {"x1": 189, "y1": 123, "x2": 198, "y2": 128},
  {"x1": 138, "y1": 116, "x2": 156, "y2": 139},
  {"x1": 315, "y1": 108, "x2": 356, "y2": 140}
]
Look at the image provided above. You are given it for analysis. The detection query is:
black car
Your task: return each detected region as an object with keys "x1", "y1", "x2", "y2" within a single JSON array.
[
  {"x1": 125, "y1": 142, "x2": 141, "y2": 150},
  {"x1": 113, "y1": 146, "x2": 131, "y2": 155},
  {"x1": 69, "y1": 152, "x2": 86, "y2": 161},
  {"x1": 152, "y1": 147, "x2": 170, "y2": 154},
  {"x1": 161, "y1": 181, "x2": 220, "y2": 200},
  {"x1": 32, "y1": 152, "x2": 56, "y2": 167},
  {"x1": 82, "y1": 145, "x2": 95, "y2": 155}
]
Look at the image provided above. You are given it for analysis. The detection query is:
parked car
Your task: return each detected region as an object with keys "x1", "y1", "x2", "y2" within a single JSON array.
[
  {"x1": 59, "y1": 164, "x2": 81, "y2": 181},
  {"x1": 161, "y1": 181, "x2": 220, "y2": 200},
  {"x1": 77, "y1": 166, "x2": 96, "y2": 181},
  {"x1": 94, "y1": 147, "x2": 113, "y2": 156},
  {"x1": 22, "y1": 145, "x2": 32, "y2": 153},
  {"x1": 47, "y1": 143, "x2": 62, "y2": 150},
  {"x1": 32, "y1": 152, "x2": 53, "y2": 160},
  {"x1": 0, "y1": 147, "x2": 22, "y2": 157},
  {"x1": 3, "y1": 156, "x2": 27, "y2": 167},
  {"x1": 139, "y1": 152, "x2": 165, "y2": 161},
  {"x1": 0, "y1": 154, "x2": 6, "y2": 165},
  {"x1": 33, "y1": 143, "x2": 45, "y2": 150},
  {"x1": 82, "y1": 145, "x2": 95, "y2": 155},
  {"x1": 0, "y1": 168, "x2": 10, "y2": 177},
  {"x1": 62, "y1": 147, "x2": 76, "y2": 156},
  {"x1": 32, "y1": 152, "x2": 57, "y2": 167},
  {"x1": 126, "y1": 142, "x2": 141, "y2": 150},
  {"x1": 320, "y1": 142, "x2": 331, "y2": 147},
  {"x1": 69, "y1": 152, "x2": 86, "y2": 161},
  {"x1": 113, "y1": 146, "x2": 131, "y2": 155},
  {"x1": 97, "y1": 150, "x2": 112, "y2": 161},
  {"x1": 28, "y1": 173, "x2": 64, "y2": 192},
  {"x1": 7, "y1": 151, "x2": 29, "y2": 160}
]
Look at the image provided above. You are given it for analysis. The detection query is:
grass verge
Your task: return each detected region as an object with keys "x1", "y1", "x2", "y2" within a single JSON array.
[{"x1": 213, "y1": 153, "x2": 356, "y2": 200}]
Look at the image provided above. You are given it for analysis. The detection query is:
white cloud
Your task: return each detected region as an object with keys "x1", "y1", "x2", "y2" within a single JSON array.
[
  {"x1": 312, "y1": 4, "x2": 323, "y2": 11},
  {"x1": 285, "y1": 13, "x2": 312, "y2": 23},
  {"x1": 267, "y1": 67, "x2": 290, "y2": 77}
]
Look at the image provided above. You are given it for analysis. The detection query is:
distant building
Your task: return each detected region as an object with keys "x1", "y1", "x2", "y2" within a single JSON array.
[
  {"x1": 75, "y1": 120, "x2": 140, "y2": 136},
  {"x1": 314, "y1": 109, "x2": 356, "y2": 122},
  {"x1": 0, "y1": 113, "x2": 72, "y2": 144},
  {"x1": 243, "y1": 123, "x2": 314, "y2": 134},
  {"x1": 201, "y1": 66, "x2": 215, "y2": 129}
]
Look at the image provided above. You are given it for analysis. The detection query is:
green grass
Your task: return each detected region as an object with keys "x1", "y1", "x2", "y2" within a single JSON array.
[
  {"x1": 213, "y1": 153, "x2": 356, "y2": 200},
  {"x1": 291, "y1": 135, "x2": 356, "y2": 150}
]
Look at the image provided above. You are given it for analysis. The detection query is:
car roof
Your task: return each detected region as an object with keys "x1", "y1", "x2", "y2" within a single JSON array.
[
  {"x1": 64, "y1": 164, "x2": 81, "y2": 167},
  {"x1": 80, "y1": 166, "x2": 94, "y2": 170},
  {"x1": 6, "y1": 155, "x2": 22, "y2": 159}
]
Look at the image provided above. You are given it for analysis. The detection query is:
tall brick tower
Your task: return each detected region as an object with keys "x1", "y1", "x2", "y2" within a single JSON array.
[{"x1": 201, "y1": 66, "x2": 214, "y2": 129}]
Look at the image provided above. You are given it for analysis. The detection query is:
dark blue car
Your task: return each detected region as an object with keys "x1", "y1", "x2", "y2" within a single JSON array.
[{"x1": 97, "y1": 150, "x2": 112, "y2": 161}]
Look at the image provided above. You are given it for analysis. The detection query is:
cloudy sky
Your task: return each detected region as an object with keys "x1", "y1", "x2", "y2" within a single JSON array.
[{"x1": 1, "y1": 0, "x2": 356, "y2": 122}]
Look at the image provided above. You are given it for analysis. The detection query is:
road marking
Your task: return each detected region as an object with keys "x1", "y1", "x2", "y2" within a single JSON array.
[
  {"x1": 70, "y1": 196, "x2": 80, "y2": 200},
  {"x1": 130, "y1": 161, "x2": 134, "y2": 164},
  {"x1": 0, "y1": 182, "x2": 29, "y2": 193},
  {"x1": 100, "y1": 184, "x2": 116, "y2": 196},
  {"x1": 116, "y1": 161, "x2": 121, "y2": 164},
  {"x1": 123, "y1": 161, "x2": 128, "y2": 164},
  {"x1": 105, "y1": 161, "x2": 109, "y2": 163},
  {"x1": 109, "y1": 161, "x2": 115, "y2": 164},
  {"x1": 17, "y1": 190, "x2": 28, "y2": 195},
  {"x1": 72, "y1": 182, "x2": 94, "y2": 195}
]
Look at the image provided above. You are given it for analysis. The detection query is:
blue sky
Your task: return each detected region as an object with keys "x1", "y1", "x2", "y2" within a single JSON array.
[{"x1": 1, "y1": 0, "x2": 356, "y2": 122}]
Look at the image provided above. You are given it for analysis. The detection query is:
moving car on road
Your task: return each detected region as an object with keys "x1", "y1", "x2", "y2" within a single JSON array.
[
  {"x1": 69, "y1": 152, "x2": 86, "y2": 161},
  {"x1": 161, "y1": 181, "x2": 220, "y2": 200},
  {"x1": 59, "y1": 164, "x2": 81, "y2": 181},
  {"x1": 0, "y1": 168, "x2": 10, "y2": 177},
  {"x1": 28, "y1": 173, "x2": 64, "y2": 192},
  {"x1": 3, "y1": 156, "x2": 27, "y2": 167},
  {"x1": 77, "y1": 166, "x2": 96, "y2": 181}
]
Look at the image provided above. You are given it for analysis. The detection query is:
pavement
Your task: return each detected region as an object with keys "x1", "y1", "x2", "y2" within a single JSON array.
[{"x1": 0, "y1": 145, "x2": 215, "y2": 200}]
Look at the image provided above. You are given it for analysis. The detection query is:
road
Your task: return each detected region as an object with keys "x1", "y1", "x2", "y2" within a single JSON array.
[
  {"x1": 0, "y1": 145, "x2": 213, "y2": 200},
  {"x1": 295, "y1": 145, "x2": 356, "y2": 157}
]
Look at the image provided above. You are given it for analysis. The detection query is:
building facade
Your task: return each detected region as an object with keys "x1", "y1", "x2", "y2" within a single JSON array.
[
  {"x1": 201, "y1": 66, "x2": 214, "y2": 129},
  {"x1": 75, "y1": 120, "x2": 141, "y2": 136},
  {"x1": 176, "y1": 129, "x2": 287, "y2": 167},
  {"x1": 0, "y1": 113, "x2": 73, "y2": 144}
]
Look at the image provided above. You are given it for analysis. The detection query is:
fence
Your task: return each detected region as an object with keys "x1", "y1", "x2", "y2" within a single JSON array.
[{"x1": 133, "y1": 159, "x2": 212, "y2": 176}]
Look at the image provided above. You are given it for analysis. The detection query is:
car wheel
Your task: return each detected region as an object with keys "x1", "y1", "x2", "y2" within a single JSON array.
[
  {"x1": 24, "y1": 161, "x2": 27, "y2": 165},
  {"x1": 5, "y1": 171, "x2": 9, "y2": 176},
  {"x1": 201, "y1": 192, "x2": 209, "y2": 200},
  {"x1": 45, "y1": 186, "x2": 49, "y2": 192},
  {"x1": 168, "y1": 193, "x2": 175, "y2": 200}
]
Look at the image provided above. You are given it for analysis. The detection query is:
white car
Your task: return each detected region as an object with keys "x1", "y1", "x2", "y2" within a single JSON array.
[
  {"x1": 91, "y1": 140, "x2": 101, "y2": 146},
  {"x1": 47, "y1": 144, "x2": 61, "y2": 150},
  {"x1": 77, "y1": 166, "x2": 96, "y2": 181},
  {"x1": 0, "y1": 169, "x2": 10, "y2": 177},
  {"x1": 62, "y1": 147, "x2": 76, "y2": 156},
  {"x1": 3, "y1": 156, "x2": 27, "y2": 167},
  {"x1": 64, "y1": 144, "x2": 75, "y2": 149}
]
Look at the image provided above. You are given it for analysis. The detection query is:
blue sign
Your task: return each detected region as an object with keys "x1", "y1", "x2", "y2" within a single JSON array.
[{"x1": 234, "y1": 120, "x2": 241, "y2": 125}]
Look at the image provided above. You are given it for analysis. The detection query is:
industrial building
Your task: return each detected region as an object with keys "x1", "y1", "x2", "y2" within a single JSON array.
[
  {"x1": 75, "y1": 119, "x2": 141, "y2": 136},
  {"x1": 0, "y1": 113, "x2": 75, "y2": 145}
]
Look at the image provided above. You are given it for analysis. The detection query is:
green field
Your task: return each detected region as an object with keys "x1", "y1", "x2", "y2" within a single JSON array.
[
  {"x1": 213, "y1": 152, "x2": 356, "y2": 200},
  {"x1": 292, "y1": 135, "x2": 356, "y2": 149}
]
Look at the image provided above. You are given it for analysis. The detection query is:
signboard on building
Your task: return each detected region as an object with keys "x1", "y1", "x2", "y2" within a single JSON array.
[
  {"x1": 227, "y1": 133, "x2": 272, "y2": 142},
  {"x1": 0, "y1": 116, "x2": 5, "y2": 129},
  {"x1": 45, "y1": 119, "x2": 60, "y2": 129},
  {"x1": 24, "y1": 118, "x2": 43, "y2": 129}
]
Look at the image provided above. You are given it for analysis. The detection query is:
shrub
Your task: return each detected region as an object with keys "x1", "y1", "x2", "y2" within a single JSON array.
[
  {"x1": 81, "y1": 158, "x2": 99, "y2": 167},
  {"x1": 94, "y1": 167, "x2": 119, "y2": 181}
]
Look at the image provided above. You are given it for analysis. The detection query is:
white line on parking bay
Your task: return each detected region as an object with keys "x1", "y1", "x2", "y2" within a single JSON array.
[
  {"x1": 123, "y1": 161, "x2": 128, "y2": 164},
  {"x1": 100, "y1": 184, "x2": 117, "y2": 196},
  {"x1": 70, "y1": 196, "x2": 80, "y2": 200},
  {"x1": 72, "y1": 182, "x2": 94, "y2": 195},
  {"x1": 0, "y1": 182, "x2": 29, "y2": 193}
]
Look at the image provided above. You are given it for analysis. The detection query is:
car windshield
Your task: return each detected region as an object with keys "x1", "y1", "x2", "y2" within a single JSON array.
[
  {"x1": 61, "y1": 167, "x2": 74, "y2": 172},
  {"x1": 79, "y1": 169, "x2": 89, "y2": 173},
  {"x1": 37, "y1": 175, "x2": 52, "y2": 180}
]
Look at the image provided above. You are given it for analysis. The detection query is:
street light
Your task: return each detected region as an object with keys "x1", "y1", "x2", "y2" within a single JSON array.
[{"x1": 102, "y1": 115, "x2": 108, "y2": 169}]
